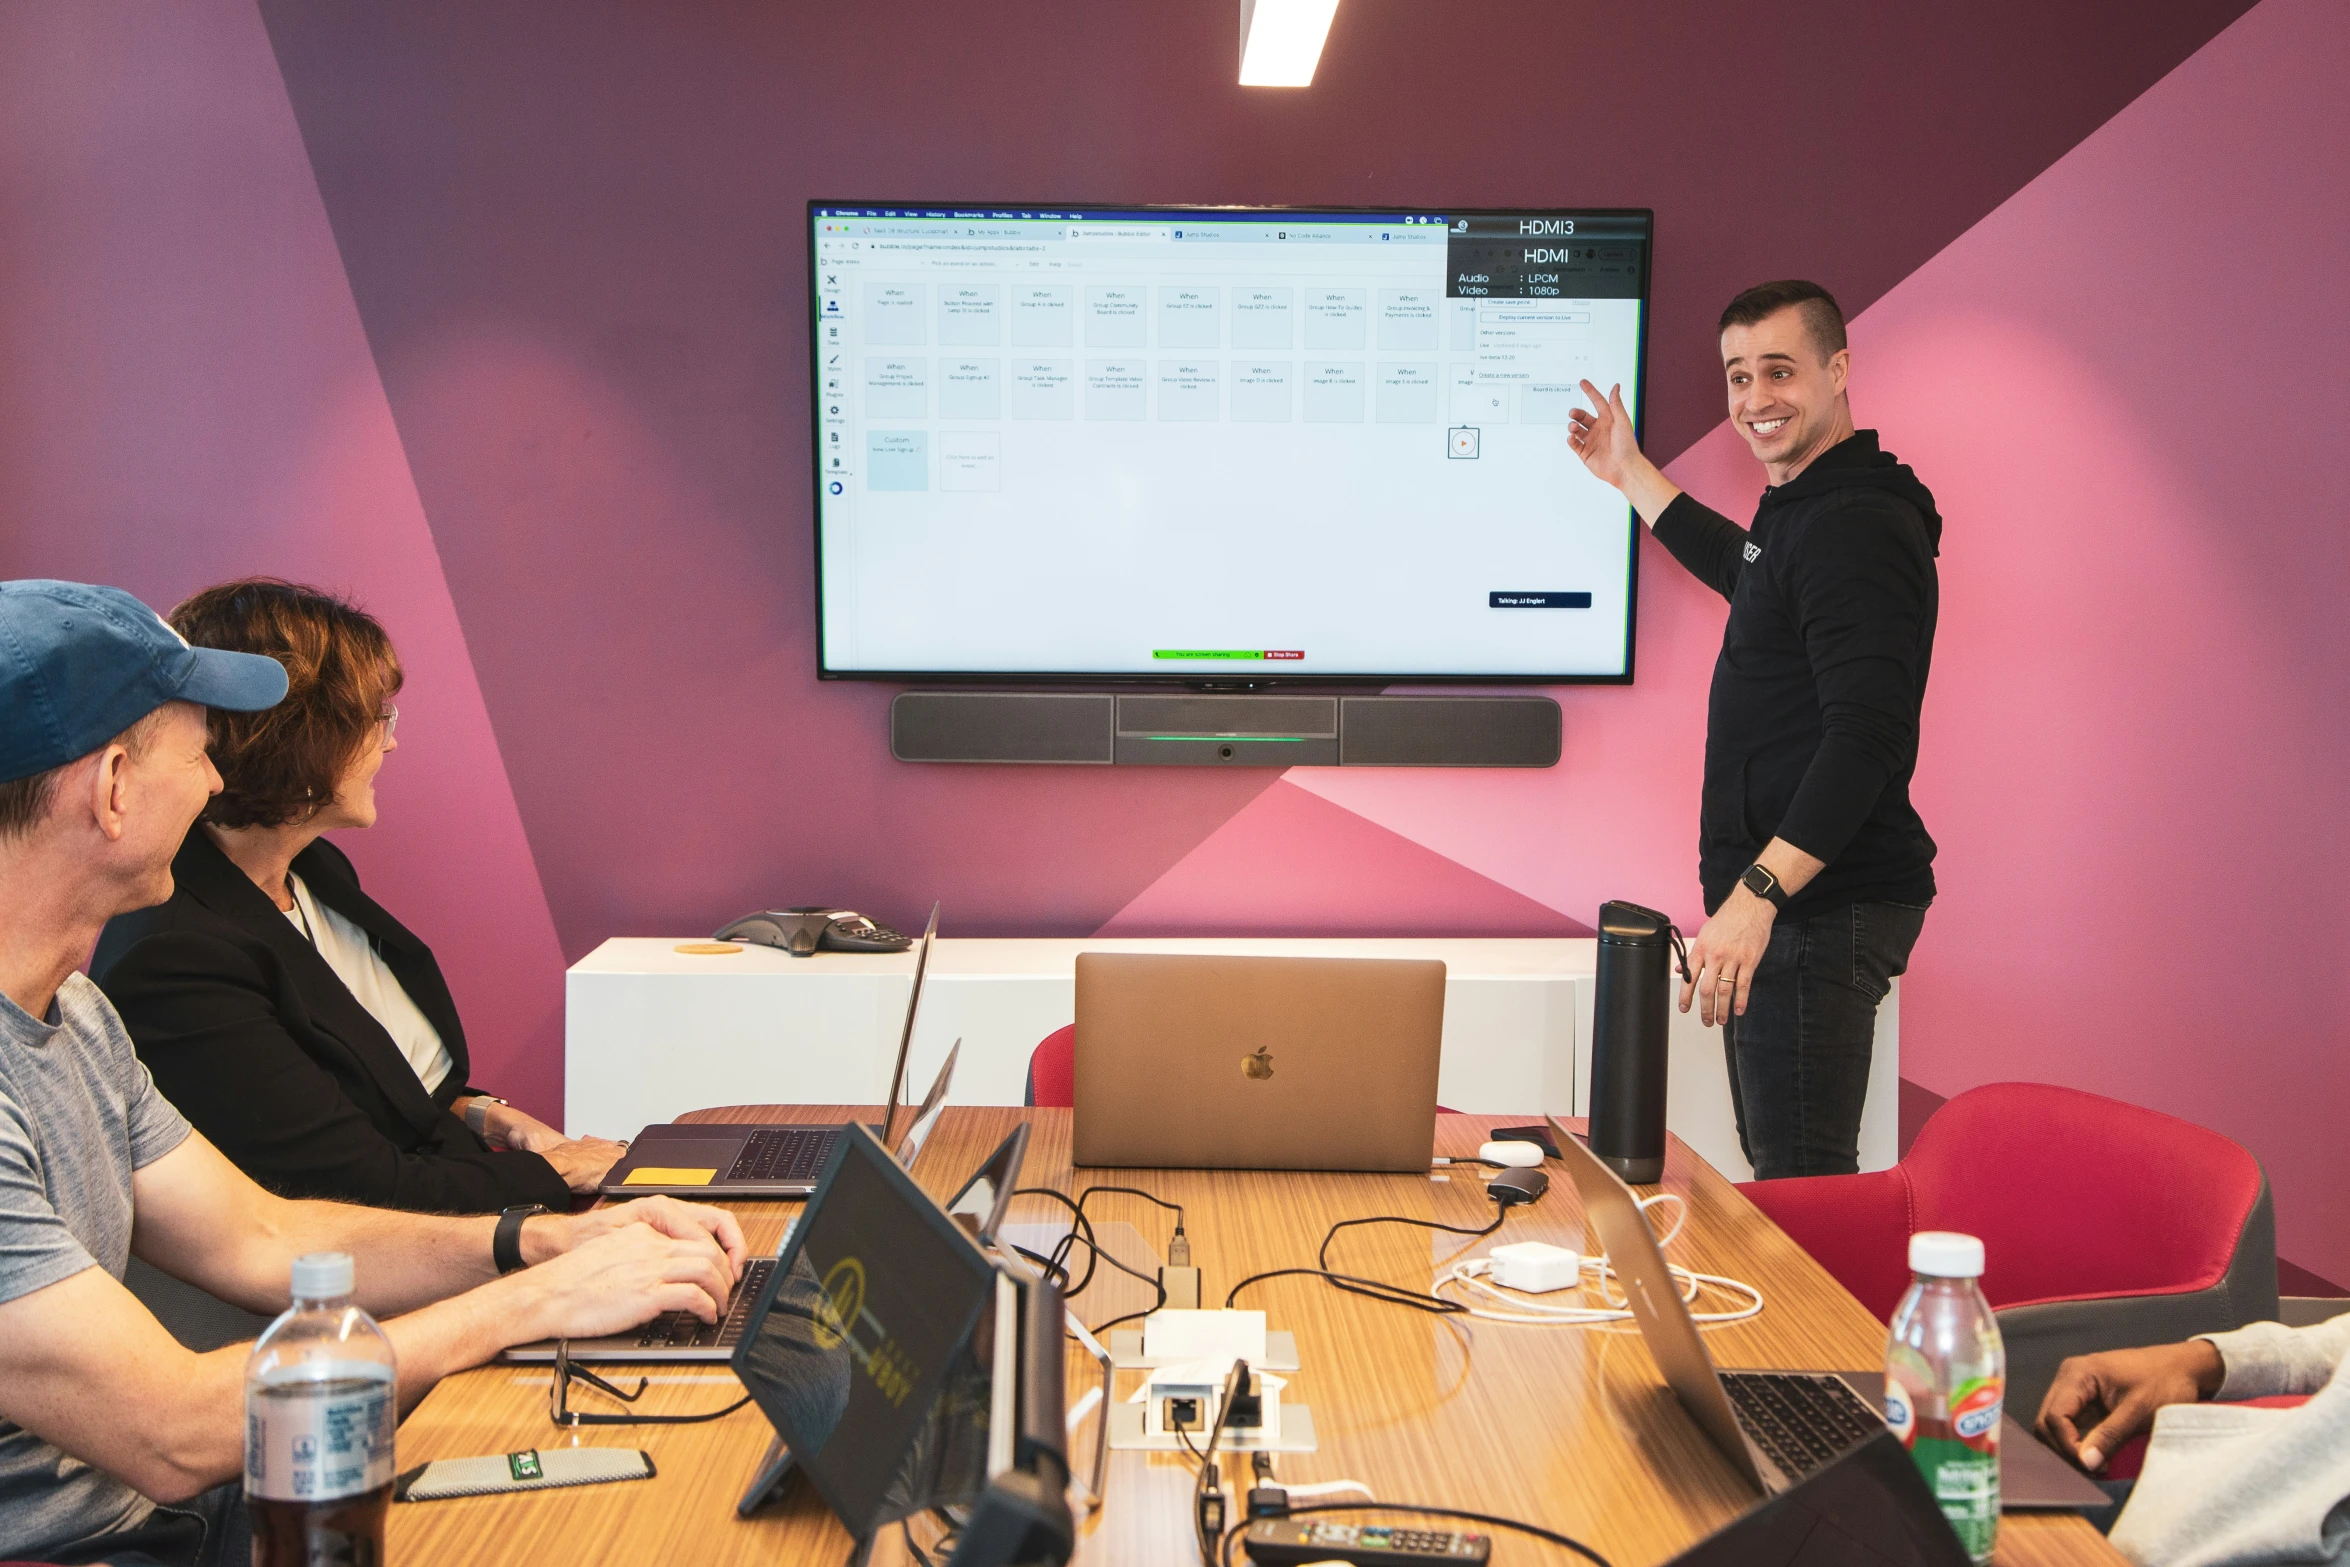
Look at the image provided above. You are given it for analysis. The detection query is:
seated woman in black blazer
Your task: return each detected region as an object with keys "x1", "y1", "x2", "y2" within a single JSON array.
[{"x1": 93, "y1": 578, "x2": 624, "y2": 1213}]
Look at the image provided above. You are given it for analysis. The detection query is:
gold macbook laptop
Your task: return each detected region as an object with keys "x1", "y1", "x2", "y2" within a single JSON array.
[{"x1": 1072, "y1": 952, "x2": 1446, "y2": 1171}]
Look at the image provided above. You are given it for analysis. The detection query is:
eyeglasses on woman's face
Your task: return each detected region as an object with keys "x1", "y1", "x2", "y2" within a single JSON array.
[{"x1": 378, "y1": 704, "x2": 399, "y2": 740}]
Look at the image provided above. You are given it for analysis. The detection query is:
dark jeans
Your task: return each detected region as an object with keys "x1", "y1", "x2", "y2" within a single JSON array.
[
  {"x1": 47, "y1": 1483, "x2": 249, "y2": 1567},
  {"x1": 1722, "y1": 899, "x2": 1927, "y2": 1180}
]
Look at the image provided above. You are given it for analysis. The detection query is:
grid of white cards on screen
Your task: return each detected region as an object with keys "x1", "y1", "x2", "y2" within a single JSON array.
[{"x1": 810, "y1": 209, "x2": 1645, "y2": 677}]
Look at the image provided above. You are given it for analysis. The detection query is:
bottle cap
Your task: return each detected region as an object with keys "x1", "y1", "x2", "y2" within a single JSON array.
[
  {"x1": 291, "y1": 1252, "x2": 356, "y2": 1300},
  {"x1": 1908, "y1": 1231, "x2": 1985, "y2": 1278}
]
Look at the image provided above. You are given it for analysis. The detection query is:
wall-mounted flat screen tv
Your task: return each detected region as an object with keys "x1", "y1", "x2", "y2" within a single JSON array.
[{"x1": 809, "y1": 203, "x2": 1650, "y2": 682}]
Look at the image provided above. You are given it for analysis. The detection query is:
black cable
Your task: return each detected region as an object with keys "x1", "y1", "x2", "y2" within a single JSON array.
[
  {"x1": 1193, "y1": 1360, "x2": 1246, "y2": 1566},
  {"x1": 1225, "y1": 1265, "x2": 1468, "y2": 1315},
  {"x1": 1317, "y1": 1210, "x2": 1504, "y2": 1274},
  {"x1": 1017, "y1": 1184, "x2": 1178, "y2": 1335},
  {"x1": 1073, "y1": 1184, "x2": 1185, "y2": 1231},
  {"x1": 1220, "y1": 1502, "x2": 1614, "y2": 1567},
  {"x1": 1224, "y1": 1205, "x2": 1511, "y2": 1315},
  {"x1": 901, "y1": 1519, "x2": 937, "y2": 1567},
  {"x1": 1012, "y1": 1187, "x2": 1101, "y2": 1298},
  {"x1": 1008, "y1": 1243, "x2": 1071, "y2": 1290},
  {"x1": 1083, "y1": 1238, "x2": 1168, "y2": 1336}
]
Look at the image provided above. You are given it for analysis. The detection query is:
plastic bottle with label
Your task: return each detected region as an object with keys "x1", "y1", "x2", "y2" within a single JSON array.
[
  {"x1": 1883, "y1": 1231, "x2": 2003, "y2": 1563},
  {"x1": 245, "y1": 1252, "x2": 397, "y2": 1566}
]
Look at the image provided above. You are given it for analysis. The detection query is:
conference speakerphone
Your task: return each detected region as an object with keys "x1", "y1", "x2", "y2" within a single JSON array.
[{"x1": 890, "y1": 691, "x2": 1560, "y2": 767}]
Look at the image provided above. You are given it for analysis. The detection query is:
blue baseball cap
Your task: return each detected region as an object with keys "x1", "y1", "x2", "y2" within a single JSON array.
[{"x1": 0, "y1": 580, "x2": 289, "y2": 785}]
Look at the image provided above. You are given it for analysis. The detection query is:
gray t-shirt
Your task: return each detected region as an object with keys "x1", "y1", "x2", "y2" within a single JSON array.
[{"x1": 0, "y1": 972, "x2": 193, "y2": 1558}]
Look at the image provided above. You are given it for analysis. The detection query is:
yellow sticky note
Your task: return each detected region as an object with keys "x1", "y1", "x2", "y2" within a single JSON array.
[{"x1": 622, "y1": 1167, "x2": 718, "y2": 1187}]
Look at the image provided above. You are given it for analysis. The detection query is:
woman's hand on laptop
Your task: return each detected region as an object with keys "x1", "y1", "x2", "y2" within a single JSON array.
[
  {"x1": 472, "y1": 1100, "x2": 566, "y2": 1152},
  {"x1": 540, "y1": 1136, "x2": 630, "y2": 1193},
  {"x1": 463, "y1": 1101, "x2": 627, "y2": 1193}
]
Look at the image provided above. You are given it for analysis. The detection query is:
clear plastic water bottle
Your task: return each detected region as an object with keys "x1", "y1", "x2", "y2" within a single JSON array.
[
  {"x1": 1884, "y1": 1231, "x2": 2003, "y2": 1563},
  {"x1": 245, "y1": 1253, "x2": 398, "y2": 1566}
]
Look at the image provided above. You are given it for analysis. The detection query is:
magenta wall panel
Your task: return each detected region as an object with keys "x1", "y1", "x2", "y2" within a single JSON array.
[
  {"x1": 0, "y1": 1, "x2": 570, "y2": 1116},
  {"x1": 1100, "y1": 781, "x2": 1591, "y2": 939},
  {"x1": 1838, "y1": 0, "x2": 2350, "y2": 1282}
]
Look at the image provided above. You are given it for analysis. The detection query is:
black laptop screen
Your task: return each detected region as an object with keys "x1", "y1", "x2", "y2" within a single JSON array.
[
  {"x1": 1667, "y1": 1432, "x2": 1972, "y2": 1566},
  {"x1": 731, "y1": 1122, "x2": 997, "y2": 1536}
]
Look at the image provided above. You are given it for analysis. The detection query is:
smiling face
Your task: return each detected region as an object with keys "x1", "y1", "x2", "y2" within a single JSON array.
[{"x1": 1721, "y1": 305, "x2": 1853, "y2": 480}]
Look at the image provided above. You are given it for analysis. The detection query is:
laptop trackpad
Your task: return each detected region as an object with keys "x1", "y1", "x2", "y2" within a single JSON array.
[{"x1": 1831, "y1": 1372, "x2": 2108, "y2": 1509}]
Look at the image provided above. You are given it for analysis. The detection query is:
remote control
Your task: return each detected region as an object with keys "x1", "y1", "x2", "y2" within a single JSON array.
[{"x1": 1243, "y1": 1517, "x2": 1491, "y2": 1564}]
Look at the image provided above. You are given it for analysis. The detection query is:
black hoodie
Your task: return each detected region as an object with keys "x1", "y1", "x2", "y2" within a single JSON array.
[{"x1": 1652, "y1": 430, "x2": 1941, "y2": 920}]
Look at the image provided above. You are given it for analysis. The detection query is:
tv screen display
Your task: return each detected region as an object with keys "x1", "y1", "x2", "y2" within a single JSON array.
[{"x1": 810, "y1": 203, "x2": 1650, "y2": 681}]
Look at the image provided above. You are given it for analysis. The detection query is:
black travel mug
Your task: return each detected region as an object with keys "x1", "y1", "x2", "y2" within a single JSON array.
[{"x1": 1588, "y1": 900, "x2": 1675, "y2": 1184}]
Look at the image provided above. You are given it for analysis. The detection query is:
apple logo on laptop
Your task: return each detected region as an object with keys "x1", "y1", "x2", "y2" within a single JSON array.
[{"x1": 1241, "y1": 1047, "x2": 1275, "y2": 1081}]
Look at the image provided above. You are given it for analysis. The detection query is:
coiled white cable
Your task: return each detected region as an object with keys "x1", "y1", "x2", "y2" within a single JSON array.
[{"x1": 1432, "y1": 1192, "x2": 1765, "y2": 1326}]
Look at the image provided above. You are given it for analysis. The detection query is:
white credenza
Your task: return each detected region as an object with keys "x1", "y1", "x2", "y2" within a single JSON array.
[{"x1": 564, "y1": 936, "x2": 1901, "y2": 1180}]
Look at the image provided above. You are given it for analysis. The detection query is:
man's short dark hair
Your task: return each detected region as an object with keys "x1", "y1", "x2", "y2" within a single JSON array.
[{"x1": 1719, "y1": 280, "x2": 1847, "y2": 363}]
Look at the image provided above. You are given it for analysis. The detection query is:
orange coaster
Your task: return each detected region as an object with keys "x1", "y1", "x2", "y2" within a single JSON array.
[{"x1": 673, "y1": 941, "x2": 743, "y2": 956}]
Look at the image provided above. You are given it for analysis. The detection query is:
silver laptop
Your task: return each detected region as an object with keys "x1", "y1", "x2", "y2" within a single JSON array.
[
  {"x1": 1072, "y1": 952, "x2": 1446, "y2": 1172},
  {"x1": 598, "y1": 904, "x2": 947, "y2": 1198},
  {"x1": 503, "y1": 1040, "x2": 967, "y2": 1367},
  {"x1": 1545, "y1": 1116, "x2": 2105, "y2": 1508}
]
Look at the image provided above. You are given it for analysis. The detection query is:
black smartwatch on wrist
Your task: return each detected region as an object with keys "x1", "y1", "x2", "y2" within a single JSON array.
[
  {"x1": 1739, "y1": 862, "x2": 1791, "y2": 911},
  {"x1": 494, "y1": 1204, "x2": 548, "y2": 1276}
]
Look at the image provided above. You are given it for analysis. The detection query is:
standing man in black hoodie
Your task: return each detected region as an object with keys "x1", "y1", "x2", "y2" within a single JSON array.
[{"x1": 1568, "y1": 280, "x2": 1942, "y2": 1179}]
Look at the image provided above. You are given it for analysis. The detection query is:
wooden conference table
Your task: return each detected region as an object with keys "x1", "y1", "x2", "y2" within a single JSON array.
[{"x1": 390, "y1": 1106, "x2": 2123, "y2": 1567}]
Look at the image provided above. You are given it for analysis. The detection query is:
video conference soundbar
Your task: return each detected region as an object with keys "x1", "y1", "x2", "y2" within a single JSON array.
[{"x1": 889, "y1": 691, "x2": 1560, "y2": 767}]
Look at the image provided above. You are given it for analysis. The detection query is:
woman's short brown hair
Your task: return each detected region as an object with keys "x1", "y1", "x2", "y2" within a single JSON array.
[{"x1": 171, "y1": 579, "x2": 403, "y2": 829}]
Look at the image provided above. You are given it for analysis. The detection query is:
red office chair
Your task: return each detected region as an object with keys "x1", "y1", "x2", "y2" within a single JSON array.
[
  {"x1": 1026, "y1": 1024, "x2": 1076, "y2": 1108},
  {"x1": 1739, "y1": 1082, "x2": 2279, "y2": 1426}
]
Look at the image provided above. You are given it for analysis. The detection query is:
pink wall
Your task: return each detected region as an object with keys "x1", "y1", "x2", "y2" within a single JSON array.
[
  {"x1": 1858, "y1": 0, "x2": 2349, "y2": 1282},
  {"x1": 0, "y1": 1, "x2": 569, "y2": 1112},
  {"x1": 3, "y1": 0, "x2": 2341, "y2": 1280},
  {"x1": 1206, "y1": 0, "x2": 2350, "y2": 1280}
]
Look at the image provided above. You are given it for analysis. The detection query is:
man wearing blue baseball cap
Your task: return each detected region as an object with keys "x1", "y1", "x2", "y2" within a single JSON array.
[{"x1": 0, "y1": 582, "x2": 749, "y2": 1566}]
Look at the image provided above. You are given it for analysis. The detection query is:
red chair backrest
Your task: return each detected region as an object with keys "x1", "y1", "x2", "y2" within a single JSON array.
[
  {"x1": 1905, "y1": 1083, "x2": 2264, "y2": 1309},
  {"x1": 1029, "y1": 1024, "x2": 1075, "y2": 1109}
]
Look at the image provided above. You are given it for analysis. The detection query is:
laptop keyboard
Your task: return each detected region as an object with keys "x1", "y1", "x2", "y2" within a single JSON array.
[
  {"x1": 1721, "y1": 1372, "x2": 1885, "y2": 1480},
  {"x1": 632, "y1": 1259, "x2": 777, "y2": 1350},
  {"x1": 725, "y1": 1128, "x2": 835, "y2": 1184}
]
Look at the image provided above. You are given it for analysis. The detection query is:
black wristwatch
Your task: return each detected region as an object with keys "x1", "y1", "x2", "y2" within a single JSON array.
[
  {"x1": 494, "y1": 1204, "x2": 548, "y2": 1276},
  {"x1": 1739, "y1": 862, "x2": 1791, "y2": 911}
]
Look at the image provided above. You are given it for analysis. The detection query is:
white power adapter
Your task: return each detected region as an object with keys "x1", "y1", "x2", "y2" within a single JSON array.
[
  {"x1": 1487, "y1": 1241, "x2": 1583, "y2": 1294},
  {"x1": 1478, "y1": 1140, "x2": 1547, "y2": 1169}
]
